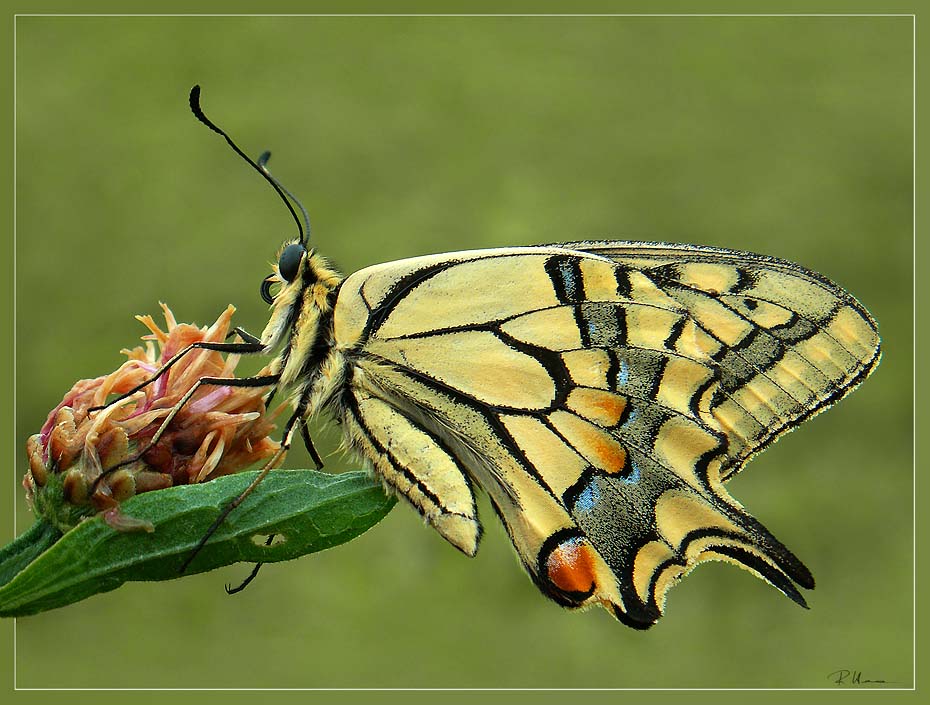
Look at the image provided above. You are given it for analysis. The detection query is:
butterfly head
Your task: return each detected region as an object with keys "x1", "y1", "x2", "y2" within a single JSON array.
[
  {"x1": 258, "y1": 237, "x2": 342, "y2": 355},
  {"x1": 261, "y1": 239, "x2": 308, "y2": 306}
]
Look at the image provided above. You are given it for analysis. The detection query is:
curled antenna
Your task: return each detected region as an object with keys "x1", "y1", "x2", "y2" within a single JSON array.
[
  {"x1": 258, "y1": 151, "x2": 311, "y2": 243},
  {"x1": 189, "y1": 85, "x2": 306, "y2": 246}
]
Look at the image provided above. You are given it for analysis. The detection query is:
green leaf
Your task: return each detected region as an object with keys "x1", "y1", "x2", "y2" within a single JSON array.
[
  {"x1": 0, "y1": 520, "x2": 62, "y2": 589},
  {"x1": 0, "y1": 469, "x2": 395, "y2": 617}
]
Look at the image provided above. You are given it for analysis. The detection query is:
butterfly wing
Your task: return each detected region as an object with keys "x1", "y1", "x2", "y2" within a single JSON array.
[
  {"x1": 561, "y1": 241, "x2": 881, "y2": 479},
  {"x1": 326, "y1": 244, "x2": 880, "y2": 628}
]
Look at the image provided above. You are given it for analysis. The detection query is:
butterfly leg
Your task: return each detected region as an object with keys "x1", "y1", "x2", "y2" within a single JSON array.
[
  {"x1": 90, "y1": 372, "x2": 281, "y2": 495},
  {"x1": 225, "y1": 534, "x2": 274, "y2": 594},
  {"x1": 298, "y1": 417, "x2": 324, "y2": 470},
  {"x1": 227, "y1": 326, "x2": 262, "y2": 345},
  {"x1": 88, "y1": 335, "x2": 266, "y2": 413},
  {"x1": 179, "y1": 404, "x2": 305, "y2": 574},
  {"x1": 199, "y1": 398, "x2": 322, "y2": 582}
]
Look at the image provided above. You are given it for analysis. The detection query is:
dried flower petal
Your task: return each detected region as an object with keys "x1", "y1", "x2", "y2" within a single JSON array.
[{"x1": 24, "y1": 304, "x2": 282, "y2": 533}]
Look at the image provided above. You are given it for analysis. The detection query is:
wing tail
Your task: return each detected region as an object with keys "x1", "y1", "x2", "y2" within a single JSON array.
[{"x1": 562, "y1": 449, "x2": 814, "y2": 629}]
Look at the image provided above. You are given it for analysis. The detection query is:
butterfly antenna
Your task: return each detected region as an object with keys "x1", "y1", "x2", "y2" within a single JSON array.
[
  {"x1": 258, "y1": 151, "x2": 312, "y2": 243},
  {"x1": 189, "y1": 85, "x2": 307, "y2": 247}
]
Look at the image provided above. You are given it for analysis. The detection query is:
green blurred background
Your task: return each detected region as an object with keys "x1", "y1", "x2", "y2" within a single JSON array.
[{"x1": 12, "y1": 15, "x2": 911, "y2": 688}]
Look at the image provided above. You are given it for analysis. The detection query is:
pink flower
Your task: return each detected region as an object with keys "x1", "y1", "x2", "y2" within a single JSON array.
[{"x1": 24, "y1": 304, "x2": 281, "y2": 532}]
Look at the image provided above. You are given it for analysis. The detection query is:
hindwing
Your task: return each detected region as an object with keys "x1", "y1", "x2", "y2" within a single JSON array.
[{"x1": 327, "y1": 243, "x2": 880, "y2": 628}]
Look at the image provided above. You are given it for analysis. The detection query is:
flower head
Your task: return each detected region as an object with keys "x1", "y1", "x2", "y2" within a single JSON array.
[{"x1": 24, "y1": 304, "x2": 281, "y2": 532}]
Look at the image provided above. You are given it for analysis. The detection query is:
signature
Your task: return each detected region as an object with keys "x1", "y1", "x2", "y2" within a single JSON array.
[{"x1": 828, "y1": 669, "x2": 896, "y2": 686}]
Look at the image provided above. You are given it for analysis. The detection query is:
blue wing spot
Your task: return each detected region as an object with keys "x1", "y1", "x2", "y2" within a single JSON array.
[
  {"x1": 617, "y1": 359, "x2": 630, "y2": 388},
  {"x1": 621, "y1": 461, "x2": 641, "y2": 485},
  {"x1": 558, "y1": 260, "x2": 579, "y2": 301},
  {"x1": 574, "y1": 480, "x2": 601, "y2": 513}
]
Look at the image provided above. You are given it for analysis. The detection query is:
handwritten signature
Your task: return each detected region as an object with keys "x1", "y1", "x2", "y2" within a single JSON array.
[{"x1": 828, "y1": 669, "x2": 895, "y2": 686}]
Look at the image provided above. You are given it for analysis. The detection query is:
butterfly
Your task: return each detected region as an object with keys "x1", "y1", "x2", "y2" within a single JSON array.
[
  {"x1": 279, "y1": 239, "x2": 880, "y2": 629},
  {"x1": 101, "y1": 87, "x2": 882, "y2": 629}
]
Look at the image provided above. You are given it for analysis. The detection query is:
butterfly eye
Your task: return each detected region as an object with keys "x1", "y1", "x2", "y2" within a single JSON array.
[
  {"x1": 279, "y1": 243, "x2": 306, "y2": 282},
  {"x1": 260, "y1": 276, "x2": 276, "y2": 305}
]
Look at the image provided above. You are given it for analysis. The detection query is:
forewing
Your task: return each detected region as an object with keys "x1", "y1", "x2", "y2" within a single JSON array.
[
  {"x1": 329, "y1": 244, "x2": 879, "y2": 628},
  {"x1": 561, "y1": 240, "x2": 881, "y2": 479}
]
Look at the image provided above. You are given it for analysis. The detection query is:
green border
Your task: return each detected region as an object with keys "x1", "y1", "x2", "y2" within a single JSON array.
[{"x1": 0, "y1": 0, "x2": 921, "y2": 703}]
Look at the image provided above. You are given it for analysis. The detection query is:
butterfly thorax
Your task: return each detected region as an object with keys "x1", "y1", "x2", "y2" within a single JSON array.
[{"x1": 261, "y1": 248, "x2": 344, "y2": 408}]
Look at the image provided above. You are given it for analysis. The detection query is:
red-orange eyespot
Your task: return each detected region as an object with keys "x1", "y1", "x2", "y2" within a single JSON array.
[{"x1": 546, "y1": 536, "x2": 597, "y2": 596}]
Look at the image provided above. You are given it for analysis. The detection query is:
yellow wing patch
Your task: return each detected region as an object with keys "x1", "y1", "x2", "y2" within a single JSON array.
[
  {"x1": 376, "y1": 253, "x2": 560, "y2": 339},
  {"x1": 549, "y1": 410, "x2": 628, "y2": 474},
  {"x1": 369, "y1": 330, "x2": 556, "y2": 409}
]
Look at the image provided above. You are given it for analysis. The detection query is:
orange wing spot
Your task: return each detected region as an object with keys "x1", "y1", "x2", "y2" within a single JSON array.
[
  {"x1": 550, "y1": 410, "x2": 628, "y2": 474},
  {"x1": 567, "y1": 388, "x2": 628, "y2": 427},
  {"x1": 583, "y1": 431, "x2": 627, "y2": 474},
  {"x1": 546, "y1": 537, "x2": 598, "y2": 595}
]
